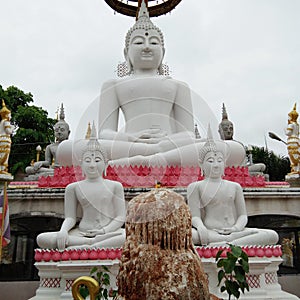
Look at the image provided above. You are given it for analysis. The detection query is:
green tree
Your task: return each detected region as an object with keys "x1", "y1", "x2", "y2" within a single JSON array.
[
  {"x1": 250, "y1": 146, "x2": 290, "y2": 181},
  {"x1": 0, "y1": 85, "x2": 56, "y2": 175}
]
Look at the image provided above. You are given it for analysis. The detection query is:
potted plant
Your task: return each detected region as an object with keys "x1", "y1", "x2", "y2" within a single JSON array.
[{"x1": 215, "y1": 244, "x2": 250, "y2": 300}]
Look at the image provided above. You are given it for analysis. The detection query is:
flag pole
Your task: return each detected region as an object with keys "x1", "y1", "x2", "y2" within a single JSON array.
[
  {"x1": 0, "y1": 182, "x2": 7, "y2": 263},
  {"x1": 0, "y1": 182, "x2": 6, "y2": 263}
]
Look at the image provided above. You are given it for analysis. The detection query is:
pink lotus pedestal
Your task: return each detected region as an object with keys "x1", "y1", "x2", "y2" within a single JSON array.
[
  {"x1": 197, "y1": 245, "x2": 298, "y2": 299},
  {"x1": 30, "y1": 246, "x2": 299, "y2": 300}
]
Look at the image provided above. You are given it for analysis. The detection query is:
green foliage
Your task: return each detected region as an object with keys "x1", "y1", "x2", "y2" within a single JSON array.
[
  {"x1": 216, "y1": 244, "x2": 249, "y2": 300},
  {"x1": 0, "y1": 85, "x2": 56, "y2": 175},
  {"x1": 79, "y1": 266, "x2": 118, "y2": 300},
  {"x1": 250, "y1": 146, "x2": 290, "y2": 181}
]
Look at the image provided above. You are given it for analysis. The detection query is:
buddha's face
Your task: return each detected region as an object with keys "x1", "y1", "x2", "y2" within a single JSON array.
[
  {"x1": 220, "y1": 122, "x2": 233, "y2": 140},
  {"x1": 202, "y1": 151, "x2": 225, "y2": 179},
  {"x1": 82, "y1": 150, "x2": 105, "y2": 179},
  {"x1": 54, "y1": 123, "x2": 69, "y2": 142},
  {"x1": 126, "y1": 29, "x2": 164, "y2": 72}
]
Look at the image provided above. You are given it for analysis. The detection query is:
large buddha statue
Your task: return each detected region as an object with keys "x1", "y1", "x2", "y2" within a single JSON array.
[
  {"x1": 37, "y1": 124, "x2": 126, "y2": 250},
  {"x1": 25, "y1": 104, "x2": 70, "y2": 179},
  {"x1": 187, "y1": 127, "x2": 278, "y2": 246},
  {"x1": 57, "y1": 1, "x2": 245, "y2": 168}
]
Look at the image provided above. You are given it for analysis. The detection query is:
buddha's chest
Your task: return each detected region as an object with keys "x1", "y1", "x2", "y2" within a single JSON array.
[
  {"x1": 75, "y1": 185, "x2": 109, "y2": 213},
  {"x1": 200, "y1": 183, "x2": 236, "y2": 208},
  {"x1": 116, "y1": 77, "x2": 177, "y2": 106}
]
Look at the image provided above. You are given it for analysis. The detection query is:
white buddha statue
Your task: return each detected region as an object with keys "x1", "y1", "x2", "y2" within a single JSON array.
[
  {"x1": 218, "y1": 103, "x2": 266, "y2": 175},
  {"x1": 37, "y1": 124, "x2": 126, "y2": 250},
  {"x1": 187, "y1": 127, "x2": 278, "y2": 246},
  {"x1": 57, "y1": 1, "x2": 245, "y2": 168},
  {"x1": 26, "y1": 104, "x2": 70, "y2": 178}
]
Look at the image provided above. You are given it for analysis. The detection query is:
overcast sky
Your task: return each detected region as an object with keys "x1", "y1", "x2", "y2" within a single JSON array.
[{"x1": 1, "y1": 0, "x2": 299, "y2": 157}]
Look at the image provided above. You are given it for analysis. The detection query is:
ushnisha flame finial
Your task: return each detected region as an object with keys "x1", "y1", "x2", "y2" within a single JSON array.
[
  {"x1": 84, "y1": 121, "x2": 108, "y2": 163},
  {"x1": 198, "y1": 124, "x2": 227, "y2": 163},
  {"x1": 59, "y1": 103, "x2": 65, "y2": 121},
  {"x1": 137, "y1": 0, "x2": 149, "y2": 20},
  {"x1": 85, "y1": 122, "x2": 92, "y2": 140},
  {"x1": 222, "y1": 103, "x2": 228, "y2": 120},
  {"x1": 54, "y1": 103, "x2": 70, "y2": 134}
]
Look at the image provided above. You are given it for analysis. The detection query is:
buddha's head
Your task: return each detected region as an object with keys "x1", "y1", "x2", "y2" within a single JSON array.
[
  {"x1": 199, "y1": 125, "x2": 227, "y2": 178},
  {"x1": 218, "y1": 103, "x2": 234, "y2": 140},
  {"x1": 54, "y1": 104, "x2": 70, "y2": 143},
  {"x1": 81, "y1": 123, "x2": 108, "y2": 179},
  {"x1": 0, "y1": 100, "x2": 11, "y2": 121},
  {"x1": 124, "y1": 1, "x2": 165, "y2": 74}
]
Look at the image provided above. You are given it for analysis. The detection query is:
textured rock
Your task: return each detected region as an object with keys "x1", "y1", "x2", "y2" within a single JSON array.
[{"x1": 118, "y1": 189, "x2": 211, "y2": 300}]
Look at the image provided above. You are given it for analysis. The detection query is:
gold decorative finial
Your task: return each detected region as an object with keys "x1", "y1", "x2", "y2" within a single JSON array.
[
  {"x1": 288, "y1": 103, "x2": 298, "y2": 123},
  {"x1": 0, "y1": 100, "x2": 11, "y2": 119}
]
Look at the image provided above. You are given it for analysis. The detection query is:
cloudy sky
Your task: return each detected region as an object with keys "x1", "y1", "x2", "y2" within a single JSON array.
[{"x1": 1, "y1": 0, "x2": 299, "y2": 157}]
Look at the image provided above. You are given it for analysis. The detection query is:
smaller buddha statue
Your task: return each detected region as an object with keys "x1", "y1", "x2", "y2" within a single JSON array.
[
  {"x1": 218, "y1": 103, "x2": 266, "y2": 176},
  {"x1": 187, "y1": 126, "x2": 278, "y2": 246},
  {"x1": 37, "y1": 124, "x2": 126, "y2": 250},
  {"x1": 0, "y1": 100, "x2": 14, "y2": 175},
  {"x1": 25, "y1": 104, "x2": 70, "y2": 179},
  {"x1": 285, "y1": 103, "x2": 300, "y2": 174}
]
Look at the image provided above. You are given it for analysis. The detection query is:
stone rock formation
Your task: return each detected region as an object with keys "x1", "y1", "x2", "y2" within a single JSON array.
[{"x1": 118, "y1": 189, "x2": 211, "y2": 300}]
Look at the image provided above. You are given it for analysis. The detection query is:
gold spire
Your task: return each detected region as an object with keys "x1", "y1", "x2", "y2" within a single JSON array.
[
  {"x1": 0, "y1": 100, "x2": 11, "y2": 118},
  {"x1": 288, "y1": 103, "x2": 298, "y2": 122}
]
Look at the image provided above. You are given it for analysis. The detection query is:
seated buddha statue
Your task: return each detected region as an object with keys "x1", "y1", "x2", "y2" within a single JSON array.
[
  {"x1": 37, "y1": 124, "x2": 126, "y2": 250},
  {"x1": 187, "y1": 126, "x2": 278, "y2": 246},
  {"x1": 25, "y1": 104, "x2": 70, "y2": 179},
  {"x1": 57, "y1": 1, "x2": 245, "y2": 168},
  {"x1": 218, "y1": 103, "x2": 266, "y2": 175}
]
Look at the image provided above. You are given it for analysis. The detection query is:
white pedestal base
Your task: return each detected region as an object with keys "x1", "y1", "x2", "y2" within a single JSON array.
[
  {"x1": 30, "y1": 260, "x2": 119, "y2": 300},
  {"x1": 202, "y1": 257, "x2": 298, "y2": 299},
  {"x1": 30, "y1": 247, "x2": 299, "y2": 300}
]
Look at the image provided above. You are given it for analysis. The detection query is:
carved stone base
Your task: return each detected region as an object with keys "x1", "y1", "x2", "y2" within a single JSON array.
[
  {"x1": 30, "y1": 260, "x2": 119, "y2": 300},
  {"x1": 202, "y1": 257, "x2": 298, "y2": 299},
  {"x1": 30, "y1": 246, "x2": 299, "y2": 300}
]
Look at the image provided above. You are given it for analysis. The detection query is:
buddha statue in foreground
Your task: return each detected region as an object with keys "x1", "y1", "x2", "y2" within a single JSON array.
[
  {"x1": 187, "y1": 127, "x2": 278, "y2": 246},
  {"x1": 57, "y1": 1, "x2": 245, "y2": 168},
  {"x1": 26, "y1": 104, "x2": 70, "y2": 179},
  {"x1": 37, "y1": 125, "x2": 126, "y2": 250}
]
